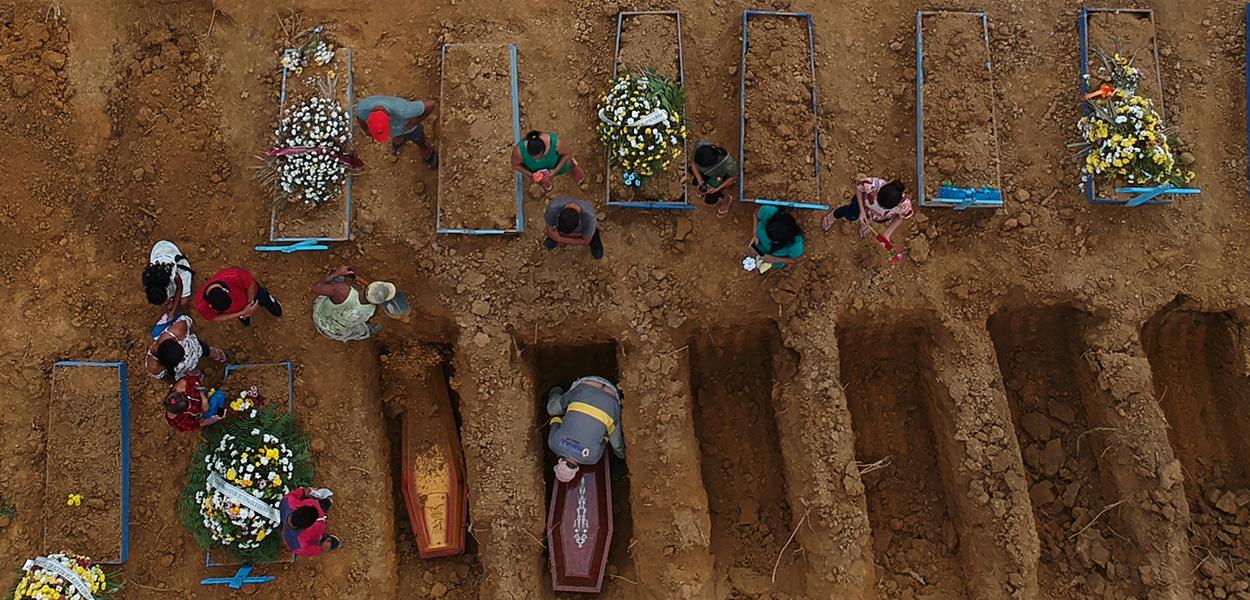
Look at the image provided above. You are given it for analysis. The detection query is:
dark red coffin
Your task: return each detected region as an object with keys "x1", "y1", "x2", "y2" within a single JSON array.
[
  {"x1": 401, "y1": 363, "x2": 468, "y2": 559},
  {"x1": 547, "y1": 457, "x2": 613, "y2": 593}
]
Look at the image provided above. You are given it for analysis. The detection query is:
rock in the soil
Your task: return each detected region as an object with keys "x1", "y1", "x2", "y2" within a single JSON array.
[
  {"x1": 937, "y1": 157, "x2": 957, "y2": 174},
  {"x1": 1160, "y1": 459, "x2": 1183, "y2": 489},
  {"x1": 0, "y1": 516, "x2": 11, "y2": 528},
  {"x1": 473, "y1": 332, "x2": 491, "y2": 348},
  {"x1": 1029, "y1": 481, "x2": 1055, "y2": 506},
  {"x1": 1001, "y1": 218, "x2": 1018, "y2": 231},
  {"x1": 430, "y1": 582, "x2": 448, "y2": 598},
  {"x1": 85, "y1": 498, "x2": 106, "y2": 510},
  {"x1": 1020, "y1": 412, "x2": 1051, "y2": 441},
  {"x1": 1180, "y1": 152, "x2": 1196, "y2": 166},
  {"x1": 909, "y1": 235, "x2": 930, "y2": 264},
  {"x1": 1014, "y1": 189, "x2": 1031, "y2": 203},
  {"x1": 42, "y1": 50, "x2": 66, "y2": 70},
  {"x1": 1216, "y1": 491, "x2": 1240, "y2": 514},
  {"x1": 1039, "y1": 439, "x2": 1065, "y2": 476},
  {"x1": 739, "y1": 498, "x2": 759, "y2": 525},
  {"x1": 728, "y1": 567, "x2": 770, "y2": 596},
  {"x1": 11, "y1": 74, "x2": 34, "y2": 98},
  {"x1": 1017, "y1": 212, "x2": 1033, "y2": 227},
  {"x1": 1048, "y1": 401, "x2": 1076, "y2": 424},
  {"x1": 471, "y1": 301, "x2": 491, "y2": 316},
  {"x1": 674, "y1": 217, "x2": 693, "y2": 241}
]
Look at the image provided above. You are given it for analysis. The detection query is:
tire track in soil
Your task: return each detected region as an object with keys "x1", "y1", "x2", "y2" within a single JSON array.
[
  {"x1": 690, "y1": 326, "x2": 806, "y2": 599},
  {"x1": 839, "y1": 323, "x2": 971, "y2": 600},
  {"x1": 989, "y1": 307, "x2": 1143, "y2": 599},
  {"x1": 1143, "y1": 308, "x2": 1250, "y2": 599}
]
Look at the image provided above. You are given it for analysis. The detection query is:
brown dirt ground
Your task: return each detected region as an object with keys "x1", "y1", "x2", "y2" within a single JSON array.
[
  {"x1": 43, "y1": 365, "x2": 123, "y2": 563},
  {"x1": 3, "y1": 0, "x2": 1250, "y2": 599},
  {"x1": 742, "y1": 14, "x2": 818, "y2": 205},
  {"x1": 438, "y1": 43, "x2": 517, "y2": 232},
  {"x1": 921, "y1": 12, "x2": 999, "y2": 196},
  {"x1": 609, "y1": 13, "x2": 685, "y2": 204}
]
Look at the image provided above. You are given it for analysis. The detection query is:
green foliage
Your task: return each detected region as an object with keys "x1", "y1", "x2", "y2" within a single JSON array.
[{"x1": 0, "y1": 495, "x2": 15, "y2": 519}]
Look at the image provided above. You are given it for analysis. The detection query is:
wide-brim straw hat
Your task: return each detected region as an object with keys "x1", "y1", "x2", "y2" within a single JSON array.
[{"x1": 365, "y1": 281, "x2": 397, "y2": 304}]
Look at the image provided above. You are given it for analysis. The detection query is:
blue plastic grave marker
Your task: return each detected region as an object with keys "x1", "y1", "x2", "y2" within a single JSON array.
[
  {"x1": 200, "y1": 565, "x2": 274, "y2": 590},
  {"x1": 255, "y1": 240, "x2": 330, "y2": 253},
  {"x1": 48, "y1": 361, "x2": 131, "y2": 565},
  {"x1": 1077, "y1": 8, "x2": 1200, "y2": 205},
  {"x1": 738, "y1": 10, "x2": 827, "y2": 210},
  {"x1": 271, "y1": 48, "x2": 355, "y2": 243},
  {"x1": 436, "y1": 43, "x2": 525, "y2": 235},
  {"x1": 915, "y1": 11, "x2": 1004, "y2": 209},
  {"x1": 605, "y1": 11, "x2": 694, "y2": 211}
]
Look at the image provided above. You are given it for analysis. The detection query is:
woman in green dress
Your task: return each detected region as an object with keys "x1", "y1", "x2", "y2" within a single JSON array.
[{"x1": 512, "y1": 130, "x2": 586, "y2": 192}]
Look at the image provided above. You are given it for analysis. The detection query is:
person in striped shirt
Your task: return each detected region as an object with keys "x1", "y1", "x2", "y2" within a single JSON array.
[{"x1": 822, "y1": 176, "x2": 915, "y2": 242}]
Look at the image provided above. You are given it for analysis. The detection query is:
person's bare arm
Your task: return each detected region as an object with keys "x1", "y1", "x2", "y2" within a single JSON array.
[
  {"x1": 512, "y1": 146, "x2": 532, "y2": 175},
  {"x1": 708, "y1": 176, "x2": 736, "y2": 193},
  {"x1": 214, "y1": 300, "x2": 259, "y2": 321},
  {"x1": 690, "y1": 166, "x2": 706, "y2": 189},
  {"x1": 881, "y1": 217, "x2": 904, "y2": 242},
  {"x1": 761, "y1": 254, "x2": 804, "y2": 265},
  {"x1": 551, "y1": 138, "x2": 574, "y2": 174},
  {"x1": 312, "y1": 266, "x2": 355, "y2": 298}
]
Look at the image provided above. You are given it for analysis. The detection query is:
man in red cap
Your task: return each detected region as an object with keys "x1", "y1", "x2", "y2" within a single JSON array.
[{"x1": 354, "y1": 94, "x2": 438, "y2": 169}]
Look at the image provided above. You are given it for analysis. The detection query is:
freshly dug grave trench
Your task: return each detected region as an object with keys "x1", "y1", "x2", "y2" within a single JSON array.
[
  {"x1": 381, "y1": 344, "x2": 482, "y2": 599},
  {"x1": 989, "y1": 308, "x2": 1140, "y2": 599},
  {"x1": 530, "y1": 342, "x2": 636, "y2": 598},
  {"x1": 609, "y1": 13, "x2": 685, "y2": 204},
  {"x1": 1143, "y1": 310, "x2": 1250, "y2": 597},
  {"x1": 690, "y1": 326, "x2": 806, "y2": 598},
  {"x1": 920, "y1": 12, "x2": 999, "y2": 198},
  {"x1": 838, "y1": 324, "x2": 969, "y2": 600},
  {"x1": 439, "y1": 43, "x2": 517, "y2": 231},
  {"x1": 44, "y1": 365, "x2": 124, "y2": 562},
  {"x1": 272, "y1": 47, "x2": 353, "y2": 239},
  {"x1": 742, "y1": 15, "x2": 818, "y2": 204}
]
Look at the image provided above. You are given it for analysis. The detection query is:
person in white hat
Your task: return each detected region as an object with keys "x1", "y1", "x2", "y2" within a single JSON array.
[
  {"x1": 546, "y1": 376, "x2": 625, "y2": 483},
  {"x1": 310, "y1": 265, "x2": 395, "y2": 341}
]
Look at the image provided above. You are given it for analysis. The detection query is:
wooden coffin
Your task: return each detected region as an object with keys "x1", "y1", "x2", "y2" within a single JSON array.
[
  {"x1": 547, "y1": 457, "x2": 613, "y2": 593},
  {"x1": 401, "y1": 364, "x2": 468, "y2": 559}
]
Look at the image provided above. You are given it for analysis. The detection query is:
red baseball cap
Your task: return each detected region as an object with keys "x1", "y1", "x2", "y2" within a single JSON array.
[{"x1": 366, "y1": 109, "x2": 391, "y2": 143}]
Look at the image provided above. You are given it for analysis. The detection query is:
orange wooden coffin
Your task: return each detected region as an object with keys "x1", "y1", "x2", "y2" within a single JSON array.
[
  {"x1": 401, "y1": 364, "x2": 468, "y2": 559},
  {"x1": 547, "y1": 457, "x2": 613, "y2": 593}
]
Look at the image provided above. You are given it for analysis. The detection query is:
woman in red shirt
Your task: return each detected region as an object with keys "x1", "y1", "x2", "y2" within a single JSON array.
[
  {"x1": 164, "y1": 375, "x2": 227, "y2": 431},
  {"x1": 194, "y1": 267, "x2": 284, "y2": 326},
  {"x1": 281, "y1": 487, "x2": 341, "y2": 557}
]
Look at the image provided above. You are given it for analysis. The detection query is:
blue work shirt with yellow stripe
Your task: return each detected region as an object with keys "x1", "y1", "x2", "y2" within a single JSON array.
[{"x1": 546, "y1": 378, "x2": 624, "y2": 465}]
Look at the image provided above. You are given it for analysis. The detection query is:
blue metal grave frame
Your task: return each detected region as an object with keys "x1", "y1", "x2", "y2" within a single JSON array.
[
  {"x1": 272, "y1": 48, "x2": 354, "y2": 242},
  {"x1": 915, "y1": 10, "x2": 1004, "y2": 209},
  {"x1": 739, "y1": 10, "x2": 827, "y2": 210},
  {"x1": 205, "y1": 361, "x2": 297, "y2": 568},
  {"x1": 49, "y1": 361, "x2": 131, "y2": 565},
  {"x1": 1078, "y1": 8, "x2": 1200, "y2": 205},
  {"x1": 201, "y1": 564, "x2": 275, "y2": 589},
  {"x1": 436, "y1": 43, "x2": 525, "y2": 235},
  {"x1": 605, "y1": 11, "x2": 694, "y2": 211}
]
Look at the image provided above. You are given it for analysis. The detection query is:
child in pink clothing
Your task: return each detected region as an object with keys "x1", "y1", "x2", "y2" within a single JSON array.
[{"x1": 822, "y1": 176, "x2": 915, "y2": 242}]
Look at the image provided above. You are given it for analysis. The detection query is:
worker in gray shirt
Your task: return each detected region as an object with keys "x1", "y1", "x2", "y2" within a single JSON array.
[
  {"x1": 546, "y1": 376, "x2": 625, "y2": 482},
  {"x1": 355, "y1": 94, "x2": 438, "y2": 170},
  {"x1": 543, "y1": 197, "x2": 604, "y2": 259}
]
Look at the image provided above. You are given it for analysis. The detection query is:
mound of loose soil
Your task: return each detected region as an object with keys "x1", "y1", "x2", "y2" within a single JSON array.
[
  {"x1": 225, "y1": 363, "x2": 294, "y2": 409},
  {"x1": 44, "y1": 365, "x2": 123, "y2": 562},
  {"x1": 920, "y1": 12, "x2": 999, "y2": 198},
  {"x1": 608, "y1": 13, "x2": 685, "y2": 204},
  {"x1": 743, "y1": 16, "x2": 818, "y2": 204},
  {"x1": 438, "y1": 44, "x2": 517, "y2": 232},
  {"x1": 272, "y1": 47, "x2": 354, "y2": 240}
]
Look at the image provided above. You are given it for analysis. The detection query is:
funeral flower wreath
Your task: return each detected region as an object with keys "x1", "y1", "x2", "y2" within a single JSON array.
[{"x1": 9, "y1": 552, "x2": 119, "y2": 600}]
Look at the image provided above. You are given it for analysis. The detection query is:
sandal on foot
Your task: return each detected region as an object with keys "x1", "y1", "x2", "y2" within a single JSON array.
[
  {"x1": 425, "y1": 151, "x2": 439, "y2": 170},
  {"x1": 821, "y1": 211, "x2": 838, "y2": 231},
  {"x1": 209, "y1": 348, "x2": 228, "y2": 363},
  {"x1": 717, "y1": 203, "x2": 731, "y2": 218}
]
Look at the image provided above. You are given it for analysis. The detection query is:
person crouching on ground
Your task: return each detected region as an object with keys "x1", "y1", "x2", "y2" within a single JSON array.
[
  {"x1": 355, "y1": 94, "x2": 439, "y2": 169},
  {"x1": 195, "y1": 266, "x2": 283, "y2": 327},
  {"x1": 821, "y1": 176, "x2": 914, "y2": 242},
  {"x1": 544, "y1": 197, "x2": 604, "y2": 260},
  {"x1": 281, "y1": 487, "x2": 341, "y2": 558},
  {"x1": 144, "y1": 240, "x2": 194, "y2": 335},
  {"x1": 751, "y1": 205, "x2": 806, "y2": 269},
  {"x1": 690, "y1": 141, "x2": 737, "y2": 217},
  {"x1": 145, "y1": 314, "x2": 226, "y2": 382},
  {"x1": 513, "y1": 130, "x2": 585, "y2": 192},
  {"x1": 546, "y1": 376, "x2": 625, "y2": 483},
  {"x1": 164, "y1": 374, "x2": 227, "y2": 431},
  {"x1": 311, "y1": 265, "x2": 391, "y2": 341}
]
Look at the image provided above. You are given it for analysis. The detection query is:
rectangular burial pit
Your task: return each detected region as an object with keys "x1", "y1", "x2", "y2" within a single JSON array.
[
  {"x1": 437, "y1": 43, "x2": 523, "y2": 234},
  {"x1": 606, "y1": 11, "x2": 689, "y2": 208},
  {"x1": 271, "y1": 47, "x2": 354, "y2": 242},
  {"x1": 740, "y1": 11, "x2": 823, "y2": 209},
  {"x1": 45, "y1": 363, "x2": 128, "y2": 564},
  {"x1": 916, "y1": 11, "x2": 1003, "y2": 209},
  {"x1": 838, "y1": 324, "x2": 968, "y2": 599},
  {"x1": 690, "y1": 326, "x2": 806, "y2": 597},
  {"x1": 1143, "y1": 309, "x2": 1250, "y2": 595},
  {"x1": 989, "y1": 308, "x2": 1140, "y2": 598},
  {"x1": 529, "y1": 341, "x2": 635, "y2": 597},
  {"x1": 382, "y1": 345, "x2": 481, "y2": 598}
]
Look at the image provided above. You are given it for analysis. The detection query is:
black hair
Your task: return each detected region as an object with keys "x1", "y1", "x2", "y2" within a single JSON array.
[
  {"x1": 556, "y1": 206, "x2": 580, "y2": 235},
  {"x1": 143, "y1": 263, "x2": 173, "y2": 305},
  {"x1": 165, "y1": 390, "x2": 191, "y2": 413},
  {"x1": 877, "y1": 180, "x2": 906, "y2": 209},
  {"x1": 289, "y1": 506, "x2": 319, "y2": 529},
  {"x1": 205, "y1": 286, "x2": 231, "y2": 312},
  {"x1": 693, "y1": 144, "x2": 726, "y2": 169},
  {"x1": 764, "y1": 210, "x2": 802, "y2": 249},
  {"x1": 154, "y1": 340, "x2": 185, "y2": 380},
  {"x1": 524, "y1": 130, "x2": 546, "y2": 157}
]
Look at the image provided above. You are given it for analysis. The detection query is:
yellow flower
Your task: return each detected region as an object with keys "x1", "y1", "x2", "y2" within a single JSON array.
[
  {"x1": 256, "y1": 529, "x2": 268, "y2": 542},
  {"x1": 67, "y1": 493, "x2": 82, "y2": 507},
  {"x1": 266, "y1": 448, "x2": 280, "y2": 460},
  {"x1": 273, "y1": 475, "x2": 283, "y2": 487},
  {"x1": 226, "y1": 468, "x2": 237, "y2": 481}
]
